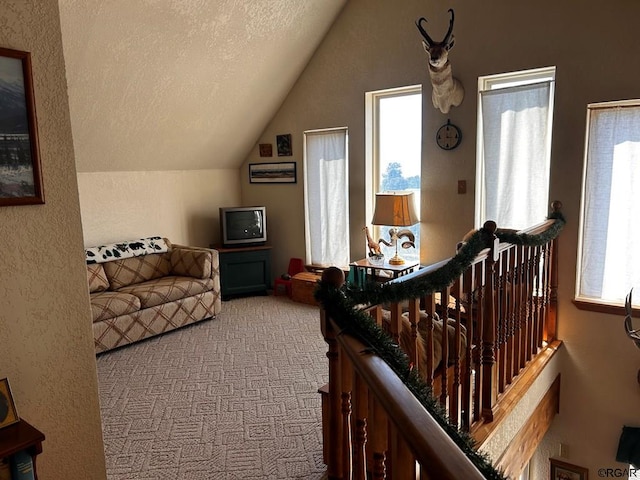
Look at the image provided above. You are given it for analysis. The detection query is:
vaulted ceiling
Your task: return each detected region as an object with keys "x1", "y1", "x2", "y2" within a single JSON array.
[{"x1": 58, "y1": 0, "x2": 346, "y2": 172}]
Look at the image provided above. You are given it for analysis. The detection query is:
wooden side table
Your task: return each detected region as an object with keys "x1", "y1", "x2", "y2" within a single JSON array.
[{"x1": 0, "y1": 419, "x2": 45, "y2": 479}]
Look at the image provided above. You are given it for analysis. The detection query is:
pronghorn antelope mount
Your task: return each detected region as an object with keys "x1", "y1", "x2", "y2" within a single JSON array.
[{"x1": 416, "y1": 9, "x2": 465, "y2": 114}]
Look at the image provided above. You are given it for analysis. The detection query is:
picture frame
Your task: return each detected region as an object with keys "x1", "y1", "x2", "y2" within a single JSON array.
[
  {"x1": 276, "y1": 133, "x2": 292, "y2": 156},
  {"x1": 249, "y1": 162, "x2": 297, "y2": 184},
  {"x1": 0, "y1": 47, "x2": 44, "y2": 206},
  {"x1": 259, "y1": 143, "x2": 273, "y2": 157},
  {"x1": 550, "y1": 458, "x2": 589, "y2": 480},
  {"x1": 0, "y1": 377, "x2": 19, "y2": 430}
]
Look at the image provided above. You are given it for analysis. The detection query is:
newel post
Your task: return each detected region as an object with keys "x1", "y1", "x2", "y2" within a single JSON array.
[
  {"x1": 481, "y1": 221, "x2": 499, "y2": 422},
  {"x1": 320, "y1": 267, "x2": 347, "y2": 480},
  {"x1": 545, "y1": 201, "x2": 562, "y2": 342}
]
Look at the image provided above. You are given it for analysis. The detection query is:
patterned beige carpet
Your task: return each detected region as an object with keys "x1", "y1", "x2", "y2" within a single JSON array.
[{"x1": 96, "y1": 295, "x2": 328, "y2": 479}]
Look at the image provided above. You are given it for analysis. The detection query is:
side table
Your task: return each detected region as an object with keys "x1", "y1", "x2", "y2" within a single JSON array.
[
  {"x1": 0, "y1": 419, "x2": 45, "y2": 480},
  {"x1": 351, "y1": 258, "x2": 419, "y2": 283}
]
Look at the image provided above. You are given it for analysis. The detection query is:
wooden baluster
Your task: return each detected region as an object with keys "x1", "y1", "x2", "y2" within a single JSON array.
[
  {"x1": 506, "y1": 247, "x2": 517, "y2": 384},
  {"x1": 407, "y1": 298, "x2": 421, "y2": 369},
  {"x1": 517, "y1": 245, "x2": 527, "y2": 370},
  {"x1": 481, "y1": 221, "x2": 498, "y2": 422},
  {"x1": 497, "y1": 251, "x2": 507, "y2": 393},
  {"x1": 341, "y1": 354, "x2": 354, "y2": 480},
  {"x1": 423, "y1": 293, "x2": 436, "y2": 388},
  {"x1": 523, "y1": 245, "x2": 534, "y2": 362},
  {"x1": 472, "y1": 262, "x2": 484, "y2": 424},
  {"x1": 460, "y1": 265, "x2": 475, "y2": 430},
  {"x1": 370, "y1": 399, "x2": 388, "y2": 480},
  {"x1": 527, "y1": 245, "x2": 537, "y2": 360},
  {"x1": 353, "y1": 374, "x2": 368, "y2": 480},
  {"x1": 390, "y1": 423, "x2": 416, "y2": 480},
  {"x1": 439, "y1": 286, "x2": 450, "y2": 408},
  {"x1": 534, "y1": 245, "x2": 544, "y2": 350},
  {"x1": 389, "y1": 301, "x2": 402, "y2": 345},
  {"x1": 450, "y1": 278, "x2": 463, "y2": 427}
]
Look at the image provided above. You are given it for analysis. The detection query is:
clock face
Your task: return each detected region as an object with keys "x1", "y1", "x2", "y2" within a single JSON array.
[{"x1": 436, "y1": 121, "x2": 462, "y2": 150}]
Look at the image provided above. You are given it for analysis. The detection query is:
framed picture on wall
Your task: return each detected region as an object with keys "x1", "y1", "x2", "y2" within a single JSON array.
[
  {"x1": 0, "y1": 377, "x2": 19, "y2": 430},
  {"x1": 0, "y1": 47, "x2": 44, "y2": 206},
  {"x1": 550, "y1": 458, "x2": 589, "y2": 480},
  {"x1": 249, "y1": 162, "x2": 296, "y2": 184},
  {"x1": 276, "y1": 134, "x2": 292, "y2": 156}
]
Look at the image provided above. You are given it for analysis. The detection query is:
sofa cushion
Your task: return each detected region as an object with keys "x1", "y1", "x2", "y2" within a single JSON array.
[
  {"x1": 103, "y1": 253, "x2": 171, "y2": 289},
  {"x1": 87, "y1": 264, "x2": 110, "y2": 293},
  {"x1": 170, "y1": 249, "x2": 212, "y2": 279},
  {"x1": 90, "y1": 291, "x2": 141, "y2": 323},
  {"x1": 118, "y1": 276, "x2": 214, "y2": 309}
]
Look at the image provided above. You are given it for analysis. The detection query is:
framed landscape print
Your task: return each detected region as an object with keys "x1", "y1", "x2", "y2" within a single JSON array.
[
  {"x1": 0, "y1": 47, "x2": 44, "y2": 206},
  {"x1": 550, "y1": 458, "x2": 589, "y2": 480},
  {"x1": 249, "y1": 162, "x2": 296, "y2": 184}
]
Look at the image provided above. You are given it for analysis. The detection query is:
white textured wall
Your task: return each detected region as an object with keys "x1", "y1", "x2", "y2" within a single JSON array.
[
  {"x1": 78, "y1": 169, "x2": 241, "y2": 247},
  {"x1": 245, "y1": 1, "x2": 640, "y2": 478},
  {"x1": 0, "y1": 1, "x2": 106, "y2": 478}
]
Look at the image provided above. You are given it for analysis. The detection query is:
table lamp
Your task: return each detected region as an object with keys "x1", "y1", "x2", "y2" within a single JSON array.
[{"x1": 371, "y1": 191, "x2": 419, "y2": 265}]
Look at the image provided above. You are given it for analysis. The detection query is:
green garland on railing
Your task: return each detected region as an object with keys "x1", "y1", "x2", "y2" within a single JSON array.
[{"x1": 314, "y1": 213, "x2": 565, "y2": 480}]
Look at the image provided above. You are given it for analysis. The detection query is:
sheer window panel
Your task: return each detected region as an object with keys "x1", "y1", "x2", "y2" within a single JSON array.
[
  {"x1": 577, "y1": 101, "x2": 640, "y2": 306},
  {"x1": 476, "y1": 67, "x2": 555, "y2": 230},
  {"x1": 303, "y1": 128, "x2": 350, "y2": 268}
]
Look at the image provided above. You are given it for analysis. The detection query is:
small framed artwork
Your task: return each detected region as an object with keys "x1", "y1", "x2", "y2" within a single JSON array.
[
  {"x1": 276, "y1": 133, "x2": 292, "y2": 156},
  {"x1": 249, "y1": 162, "x2": 296, "y2": 184},
  {"x1": 0, "y1": 47, "x2": 44, "y2": 206},
  {"x1": 259, "y1": 143, "x2": 273, "y2": 157},
  {"x1": 550, "y1": 458, "x2": 589, "y2": 480},
  {"x1": 0, "y1": 377, "x2": 19, "y2": 430}
]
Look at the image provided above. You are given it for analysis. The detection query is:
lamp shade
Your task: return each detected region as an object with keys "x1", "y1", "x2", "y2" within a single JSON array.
[{"x1": 371, "y1": 192, "x2": 419, "y2": 227}]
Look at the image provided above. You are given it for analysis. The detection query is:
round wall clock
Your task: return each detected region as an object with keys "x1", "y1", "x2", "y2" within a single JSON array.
[{"x1": 436, "y1": 119, "x2": 462, "y2": 150}]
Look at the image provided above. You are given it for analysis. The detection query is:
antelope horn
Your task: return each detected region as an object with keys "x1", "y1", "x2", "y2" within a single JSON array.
[
  {"x1": 415, "y1": 17, "x2": 435, "y2": 46},
  {"x1": 442, "y1": 8, "x2": 455, "y2": 44},
  {"x1": 624, "y1": 289, "x2": 640, "y2": 349}
]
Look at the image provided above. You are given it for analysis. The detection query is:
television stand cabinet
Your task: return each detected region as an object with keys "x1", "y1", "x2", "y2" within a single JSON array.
[{"x1": 213, "y1": 245, "x2": 272, "y2": 300}]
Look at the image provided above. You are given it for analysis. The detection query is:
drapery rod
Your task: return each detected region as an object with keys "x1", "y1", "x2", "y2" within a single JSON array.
[{"x1": 478, "y1": 79, "x2": 554, "y2": 95}]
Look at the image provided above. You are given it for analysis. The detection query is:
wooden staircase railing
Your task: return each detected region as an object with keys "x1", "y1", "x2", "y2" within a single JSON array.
[{"x1": 318, "y1": 204, "x2": 563, "y2": 479}]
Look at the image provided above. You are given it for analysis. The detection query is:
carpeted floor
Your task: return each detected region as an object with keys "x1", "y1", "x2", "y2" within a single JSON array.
[{"x1": 96, "y1": 295, "x2": 328, "y2": 479}]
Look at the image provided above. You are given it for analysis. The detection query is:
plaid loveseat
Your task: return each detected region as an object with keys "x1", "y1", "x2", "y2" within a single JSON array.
[{"x1": 86, "y1": 237, "x2": 221, "y2": 354}]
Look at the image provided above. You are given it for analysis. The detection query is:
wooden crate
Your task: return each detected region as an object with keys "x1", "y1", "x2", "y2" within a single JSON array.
[{"x1": 291, "y1": 272, "x2": 321, "y2": 305}]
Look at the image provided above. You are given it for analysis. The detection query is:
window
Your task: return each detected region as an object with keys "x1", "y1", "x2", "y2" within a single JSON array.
[
  {"x1": 576, "y1": 100, "x2": 640, "y2": 307},
  {"x1": 365, "y1": 85, "x2": 422, "y2": 264},
  {"x1": 303, "y1": 127, "x2": 350, "y2": 268},
  {"x1": 476, "y1": 67, "x2": 555, "y2": 230}
]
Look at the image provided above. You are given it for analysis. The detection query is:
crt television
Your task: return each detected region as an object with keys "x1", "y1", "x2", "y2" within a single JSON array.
[{"x1": 219, "y1": 206, "x2": 267, "y2": 247}]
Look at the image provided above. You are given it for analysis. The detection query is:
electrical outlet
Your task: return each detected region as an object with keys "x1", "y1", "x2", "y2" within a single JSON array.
[{"x1": 457, "y1": 180, "x2": 467, "y2": 194}]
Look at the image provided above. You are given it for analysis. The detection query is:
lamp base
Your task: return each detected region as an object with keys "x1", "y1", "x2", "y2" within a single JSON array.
[{"x1": 387, "y1": 254, "x2": 405, "y2": 265}]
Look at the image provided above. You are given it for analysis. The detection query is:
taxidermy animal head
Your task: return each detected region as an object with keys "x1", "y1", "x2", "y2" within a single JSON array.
[{"x1": 415, "y1": 9, "x2": 465, "y2": 114}]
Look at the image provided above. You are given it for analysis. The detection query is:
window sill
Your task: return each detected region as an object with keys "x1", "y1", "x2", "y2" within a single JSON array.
[{"x1": 572, "y1": 298, "x2": 639, "y2": 316}]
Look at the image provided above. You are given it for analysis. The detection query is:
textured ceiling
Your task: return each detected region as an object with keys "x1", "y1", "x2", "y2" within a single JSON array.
[{"x1": 58, "y1": 0, "x2": 346, "y2": 172}]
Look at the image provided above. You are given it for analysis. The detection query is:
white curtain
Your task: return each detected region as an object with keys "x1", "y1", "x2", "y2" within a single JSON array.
[
  {"x1": 304, "y1": 129, "x2": 349, "y2": 267},
  {"x1": 579, "y1": 105, "x2": 640, "y2": 302},
  {"x1": 480, "y1": 82, "x2": 552, "y2": 229}
]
